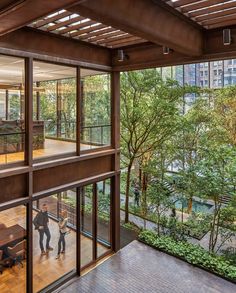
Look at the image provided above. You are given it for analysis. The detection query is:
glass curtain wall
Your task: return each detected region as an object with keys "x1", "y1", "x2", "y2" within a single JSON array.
[
  {"x1": 80, "y1": 69, "x2": 111, "y2": 151},
  {"x1": 97, "y1": 179, "x2": 111, "y2": 258},
  {"x1": 33, "y1": 61, "x2": 77, "y2": 160},
  {"x1": 32, "y1": 191, "x2": 76, "y2": 292},
  {"x1": 0, "y1": 55, "x2": 25, "y2": 166},
  {"x1": 31, "y1": 178, "x2": 112, "y2": 291},
  {"x1": 0, "y1": 205, "x2": 27, "y2": 292},
  {"x1": 162, "y1": 59, "x2": 236, "y2": 114},
  {"x1": 80, "y1": 180, "x2": 111, "y2": 268}
]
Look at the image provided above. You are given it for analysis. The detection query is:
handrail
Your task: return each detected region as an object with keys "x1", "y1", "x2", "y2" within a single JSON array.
[
  {"x1": 0, "y1": 131, "x2": 25, "y2": 136},
  {"x1": 81, "y1": 124, "x2": 111, "y2": 129}
]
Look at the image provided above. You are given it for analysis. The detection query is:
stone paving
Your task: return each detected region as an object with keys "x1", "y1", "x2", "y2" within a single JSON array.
[{"x1": 55, "y1": 240, "x2": 236, "y2": 293}]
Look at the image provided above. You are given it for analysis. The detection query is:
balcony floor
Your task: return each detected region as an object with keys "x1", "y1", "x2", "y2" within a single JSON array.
[
  {"x1": 0, "y1": 138, "x2": 99, "y2": 164},
  {"x1": 55, "y1": 240, "x2": 236, "y2": 293}
]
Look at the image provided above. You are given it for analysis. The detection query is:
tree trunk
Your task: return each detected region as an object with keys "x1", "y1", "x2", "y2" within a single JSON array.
[
  {"x1": 141, "y1": 172, "x2": 148, "y2": 222},
  {"x1": 156, "y1": 203, "x2": 160, "y2": 236},
  {"x1": 209, "y1": 198, "x2": 219, "y2": 253},
  {"x1": 102, "y1": 180, "x2": 106, "y2": 194},
  {"x1": 211, "y1": 203, "x2": 221, "y2": 253},
  {"x1": 187, "y1": 196, "x2": 193, "y2": 214},
  {"x1": 139, "y1": 167, "x2": 142, "y2": 188},
  {"x1": 125, "y1": 161, "x2": 133, "y2": 223}
]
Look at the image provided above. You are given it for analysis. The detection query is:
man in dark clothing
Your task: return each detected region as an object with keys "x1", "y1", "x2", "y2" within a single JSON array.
[
  {"x1": 33, "y1": 203, "x2": 53, "y2": 255},
  {"x1": 134, "y1": 185, "x2": 140, "y2": 207}
]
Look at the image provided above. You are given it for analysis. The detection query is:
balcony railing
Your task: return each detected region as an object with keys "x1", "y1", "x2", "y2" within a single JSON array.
[
  {"x1": 0, "y1": 131, "x2": 25, "y2": 164},
  {"x1": 45, "y1": 120, "x2": 111, "y2": 146},
  {"x1": 0, "y1": 121, "x2": 111, "y2": 164},
  {"x1": 81, "y1": 124, "x2": 111, "y2": 146}
]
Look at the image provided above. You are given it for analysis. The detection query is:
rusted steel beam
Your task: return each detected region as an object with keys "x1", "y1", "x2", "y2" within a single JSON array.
[
  {"x1": 0, "y1": 27, "x2": 111, "y2": 68},
  {"x1": 112, "y1": 26, "x2": 236, "y2": 71},
  {"x1": 0, "y1": 0, "x2": 85, "y2": 36},
  {"x1": 70, "y1": 0, "x2": 203, "y2": 56}
]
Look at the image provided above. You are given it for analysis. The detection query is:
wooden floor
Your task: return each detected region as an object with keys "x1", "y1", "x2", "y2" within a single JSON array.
[
  {"x1": 0, "y1": 138, "x2": 99, "y2": 164},
  {"x1": 0, "y1": 206, "x2": 108, "y2": 293},
  {"x1": 56, "y1": 240, "x2": 236, "y2": 293}
]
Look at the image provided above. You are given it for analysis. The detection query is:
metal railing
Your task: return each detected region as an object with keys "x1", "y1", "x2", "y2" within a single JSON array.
[
  {"x1": 45, "y1": 120, "x2": 111, "y2": 146},
  {"x1": 0, "y1": 131, "x2": 25, "y2": 164},
  {"x1": 45, "y1": 120, "x2": 76, "y2": 141},
  {"x1": 81, "y1": 124, "x2": 111, "y2": 146},
  {"x1": 0, "y1": 121, "x2": 111, "y2": 164}
]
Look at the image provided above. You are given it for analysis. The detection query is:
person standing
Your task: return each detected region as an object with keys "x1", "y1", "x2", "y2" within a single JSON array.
[
  {"x1": 33, "y1": 203, "x2": 53, "y2": 255},
  {"x1": 56, "y1": 210, "x2": 68, "y2": 259},
  {"x1": 134, "y1": 185, "x2": 140, "y2": 206}
]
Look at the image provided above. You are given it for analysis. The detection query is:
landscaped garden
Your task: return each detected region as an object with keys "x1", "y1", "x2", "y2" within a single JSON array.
[{"x1": 120, "y1": 68, "x2": 236, "y2": 282}]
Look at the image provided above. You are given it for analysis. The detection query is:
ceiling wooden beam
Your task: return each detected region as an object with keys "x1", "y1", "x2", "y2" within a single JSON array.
[
  {"x1": 47, "y1": 15, "x2": 85, "y2": 32},
  {"x1": 0, "y1": 0, "x2": 86, "y2": 36},
  {"x1": 196, "y1": 7, "x2": 236, "y2": 22},
  {"x1": 0, "y1": 27, "x2": 111, "y2": 68},
  {"x1": 189, "y1": 2, "x2": 236, "y2": 18},
  {"x1": 69, "y1": 0, "x2": 203, "y2": 56},
  {"x1": 71, "y1": 23, "x2": 107, "y2": 38},
  {"x1": 181, "y1": 0, "x2": 231, "y2": 13}
]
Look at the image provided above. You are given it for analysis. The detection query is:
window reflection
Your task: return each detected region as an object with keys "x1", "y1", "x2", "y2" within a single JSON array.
[
  {"x1": 97, "y1": 179, "x2": 111, "y2": 258},
  {"x1": 33, "y1": 61, "x2": 77, "y2": 160},
  {"x1": 80, "y1": 69, "x2": 111, "y2": 151},
  {"x1": 0, "y1": 55, "x2": 25, "y2": 165}
]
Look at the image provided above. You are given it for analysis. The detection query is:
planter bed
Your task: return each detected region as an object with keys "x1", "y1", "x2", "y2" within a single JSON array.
[
  {"x1": 138, "y1": 230, "x2": 236, "y2": 284},
  {"x1": 121, "y1": 207, "x2": 208, "y2": 240}
]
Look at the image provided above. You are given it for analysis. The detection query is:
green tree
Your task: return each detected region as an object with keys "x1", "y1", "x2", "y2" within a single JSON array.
[
  {"x1": 194, "y1": 145, "x2": 236, "y2": 252},
  {"x1": 121, "y1": 69, "x2": 193, "y2": 223}
]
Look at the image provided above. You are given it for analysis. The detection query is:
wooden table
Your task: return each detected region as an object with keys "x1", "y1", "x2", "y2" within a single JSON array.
[{"x1": 0, "y1": 224, "x2": 26, "y2": 248}]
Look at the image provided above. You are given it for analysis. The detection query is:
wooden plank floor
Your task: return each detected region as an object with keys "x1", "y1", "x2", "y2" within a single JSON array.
[
  {"x1": 0, "y1": 206, "x2": 108, "y2": 293},
  {"x1": 55, "y1": 240, "x2": 236, "y2": 293},
  {"x1": 0, "y1": 138, "x2": 99, "y2": 164}
]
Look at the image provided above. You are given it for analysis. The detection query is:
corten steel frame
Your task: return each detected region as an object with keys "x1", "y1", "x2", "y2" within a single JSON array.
[
  {"x1": 0, "y1": 48, "x2": 120, "y2": 293},
  {"x1": 1, "y1": 1, "x2": 236, "y2": 292}
]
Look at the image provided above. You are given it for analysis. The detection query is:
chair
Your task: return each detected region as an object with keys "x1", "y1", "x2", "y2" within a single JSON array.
[
  {"x1": 0, "y1": 250, "x2": 4, "y2": 274},
  {"x1": 0, "y1": 223, "x2": 7, "y2": 229},
  {"x1": 7, "y1": 239, "x2": 26, "y2": 268}
]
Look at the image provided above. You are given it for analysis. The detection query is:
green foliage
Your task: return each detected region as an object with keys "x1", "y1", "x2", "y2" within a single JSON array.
[
  {"x1": 139, "y1": 230, "x2": 236, "y2": 282},
  {"x1": 122, "y1": 222, "x2": 141, "y2": 233},
  {"x1": 121, "y1": 204, "x2": 209, "y2": 239},
  {"x1": 9, "y1": 94, "x2": 21, "y2": 120},
  {"x1": 82, "y1": 74, "x2": 110, "y2": 126},
  {"x1": 120, "y1": 69, "x2": 195, "y2": 164}
]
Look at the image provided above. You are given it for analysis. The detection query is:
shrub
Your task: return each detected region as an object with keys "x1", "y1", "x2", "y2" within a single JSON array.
[{"x1": 138, "y1": 230, "x2": 236, "y2": 282}]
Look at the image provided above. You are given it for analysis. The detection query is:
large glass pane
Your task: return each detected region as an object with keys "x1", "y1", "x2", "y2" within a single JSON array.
[
  {"x1": 0, "y1": 205, "x2": 27, "y2": 292},
  {"x1": 196, "y1": 62, "x2": 209, "y2": 88},
  {"x1": 0, "y1": 55, "x2": 25, "y2": 166},
  {"x1": 33, "y1": 193, "x2": 76, "y2": 292},
  {"x1": 172, "y1": 65, "x2": 183, "y2": 86},
  {"x1": 33, "y1": 61, "x2": 76, "y2": 160},
  {"x1": 80, "y1": 185, "x2": 93, "y2": 268},
  {"x1": 97, "y1": 179, "x2": 111, "y2": 258},
  {"x1": 162, "y1": 66, "x2": 172, "y2": 80},
  {"x1": 184, "y1": 64, "x2": 197, "y2": 111},
  {"x1": 224, "y1": 59, "x2": 236, "y2": 86},
  {"x1": 210, "y1": 60, "x2": 223, "y2": 88},
  {"x1": 80, "y1": 69, "x2": 111, "y2": 151}
]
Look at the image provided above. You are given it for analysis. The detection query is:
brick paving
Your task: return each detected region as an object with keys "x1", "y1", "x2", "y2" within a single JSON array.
[{"x1": 55, "y1": 241, "x2": 236, "y2": 293}]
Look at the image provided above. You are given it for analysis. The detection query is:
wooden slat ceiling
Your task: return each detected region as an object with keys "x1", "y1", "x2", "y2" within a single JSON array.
[
  {"x1": 164, "y1": 0, "x2": 236, "y2": 29},
  {"x1": 28, "y1": 9, "x2": 147, "y2": 48}
]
